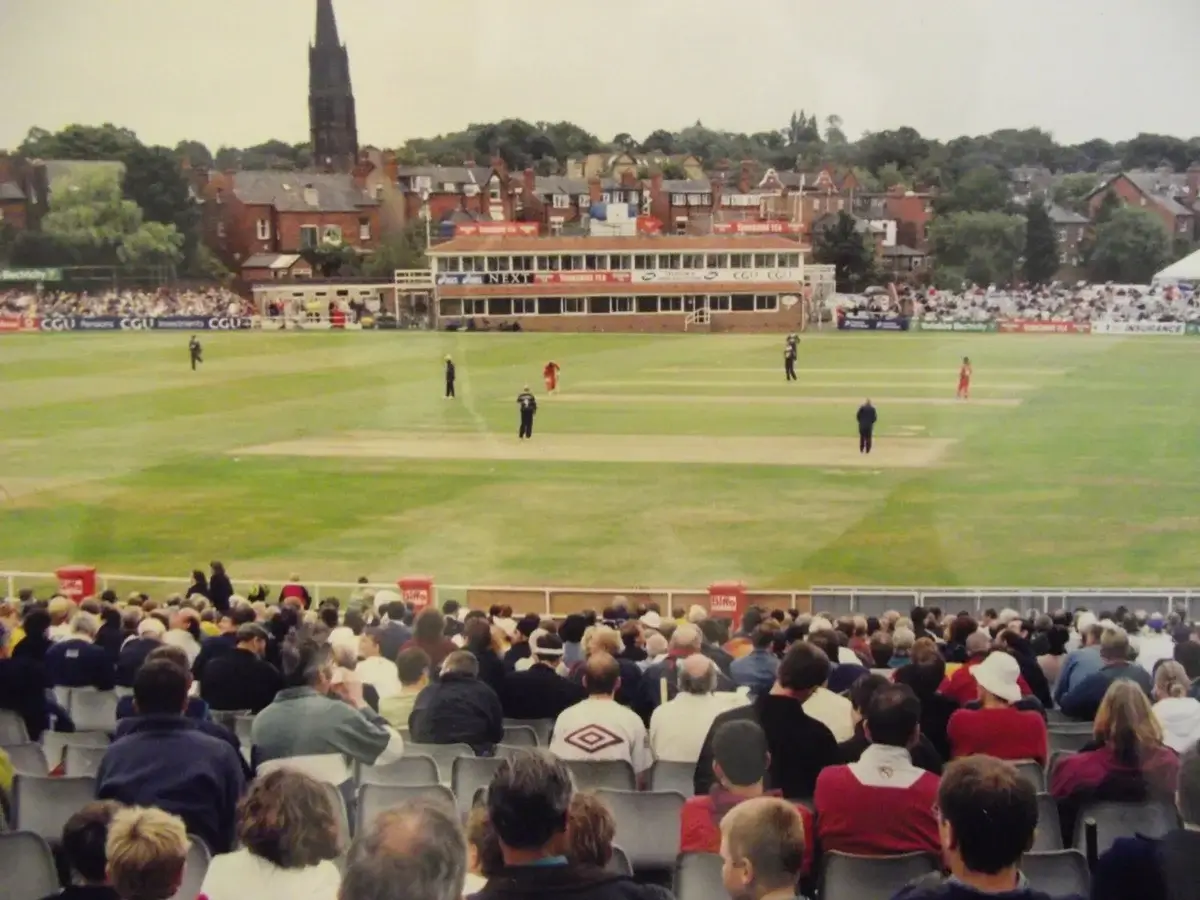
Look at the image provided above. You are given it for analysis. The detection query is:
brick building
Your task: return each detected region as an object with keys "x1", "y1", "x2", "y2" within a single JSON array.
[
  {"x1": 854, "y1": 185, "x2": 935, "y2": 250},
  {"x1": 1086, "y1": 171, "x2": 1195, "y2": 239},
  {"x1": 0, "y1": 181, "x2": 26, "y2": 230},
  {"x1": 199, "y1": 170, "x2": 381, "y2": 275},
  {"x1": 1047, "y1": 203, "x2": 1089, "y2": 267},
  {"x1": 393, "y1": 161, "x2": 516, "y2": 232}
]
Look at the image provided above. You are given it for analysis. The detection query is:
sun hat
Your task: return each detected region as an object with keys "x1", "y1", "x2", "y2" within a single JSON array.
[{"x1": 972, "y1": 651, "x2": 1023, "y2": 704}]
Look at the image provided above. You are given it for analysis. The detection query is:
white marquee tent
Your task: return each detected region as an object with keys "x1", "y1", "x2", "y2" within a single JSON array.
[{"x1": 1153, "y1": 248, "x2": 1200, "y2": 284}]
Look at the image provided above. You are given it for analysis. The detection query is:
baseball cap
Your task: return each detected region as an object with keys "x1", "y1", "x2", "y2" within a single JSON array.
[
  {"x1": 236, "y1": 623, "x2": 270, "y2": 642},
  {"x1": 531, "y1": 630, "x2": 563, "y2": 657},
  {"x1": 972, "y1": 651, "x2": 1023, "y2": 704},
  {"x1": 1148, "y1": 613, "x2": 1165, "y2": 632}
]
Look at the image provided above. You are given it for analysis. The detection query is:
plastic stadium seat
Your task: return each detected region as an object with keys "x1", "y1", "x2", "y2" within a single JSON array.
[
  {"x1": 67, "y1": 689, "x2": 119, "y2": 733},
  {"x1": 324, "y1": 782, "x2": 352, "y2": 847},
  {"x1": 170, "y1": 837, "x2": 212, "y2": 900},
  {"x1": 647, "y1": 760, "x2": 696, "y2": 796},
  {"x1": 594, "y1": 789, "x2": 687, "y2": 871},
  {"x1": 357, "y1": 755, "x2": 439, "y2": 787},
  {"x1": 1021, "y1": 850, "x2": 1090, "y2": 897},
  {"x1": 675, "y1": 852, "x2": 725, "y2": 900},
  {"x1": 1045, "y1": 709, "x2": 1072, "y2": 725},
  {"x1": 451, "y1": 756, "x2": 506, "y2": 819},
  {"x1": 0, "y1": 743, "x2": 48, "y2": 777},
  {"x1": 1047, "y1": 729, "x2": 1094, "y2": 754},
  {"x1": 258, "y1": 754, "x2": 352, "y2": 786},
  {"x1": 1013, "y1": 760, "x2": 1046, "y2": 792},
  {"x1": 12, "y1": 775, "x2": 97, "y2": 839},
  {"x1": 356, "y1": 783, "x2": 457, "y2": 834},
  {"x1": 65, "y1": 743, "x2": 108, "y2": 778},
  {"x1": 52, "y1": 687, "x2": 73, "y2": 708},
  {"x1": 1071, "y1": 801, "x2": 1178, "y2": 855},
  {"x1": 233, "y1": 713, "x2": 255, "y2": 747},
  {"x1": 818, "y1": 851, "x2": 940, "y2": 900},
  {"x1": 562, "y1": 759, "x2": 636, "y2": 791},
  {"x1": 501, "y1": 725, "x2": 538, "y2": 748},
  {"x1": 504, "y1": 718, "x2": 553, "y2": 746},
  {"x1": 402, "y1": 743, "x2": 473, "y2": 784},
  {"x1": 208, "y1": 709, "x2": 249, "y2": 731},
  {"x1": 493, "y1": 744, "x2": 536, "y2": 761},
  {"x1": 0, "y1": 831, "x2": 60, "y2": 900},
  {"x1": 0, "y1": 710, "x2": 30, "y2": 744},
  {"x1": 1033, "y1": 794, "x2": 1064, "y2": 852},
  {"x1": 1046, "y1": 750, "x2": 1076, "y2": 780},
  {"x1": 606, "y1": 845, "x2": 633, "y2": 877}
]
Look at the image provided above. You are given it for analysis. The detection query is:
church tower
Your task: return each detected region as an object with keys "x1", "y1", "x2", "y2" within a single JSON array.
[{"x1": 309, "y1": 0, "x2": 358, "y2": 172}]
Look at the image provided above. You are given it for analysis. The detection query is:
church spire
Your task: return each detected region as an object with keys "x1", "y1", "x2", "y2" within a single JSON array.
[{"x1": 315, "y1": 0, "x2": 341, "y2": 48}]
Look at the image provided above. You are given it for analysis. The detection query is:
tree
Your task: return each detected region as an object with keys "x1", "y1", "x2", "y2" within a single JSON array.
[
  {"x1": 1087, "y1": 207, "x2": 1170, "y2": 283},
  {"x1": 876, "y1": 163, "x2": 907, "y2": 190},
  {"x1": 813, "y1": 211, "x2": 875, "y2": 292},
  {"x1": 1052, "y1": 173, "x2": 1100, "y2": 214},
  {"x1": 1093, "y1": 189, "x2": 1122, "y2": 225},
  {"x1": 213, "y1": 146, "x2": 243, "y2": 170},
  {"x1": 174, "y1": 140, "x2": 213, "y2": 168},
  {"x1": 858, "y1": 127, "x2": 929, "y2": 175},
  {"x1": 935, "y1": 166, "x2": 1011, "y2": 214},
  {"x1": 1023, "y1": 199, "x2": 1059, "y2": 284},
  {"x1": 42, "y1": 168, "x2": 184, "y2": 269},
  {"x1": 364, "y1": 220, "x2": 429, "y2": 277},
  {"x1": 18, "y1": 123, "x2": 140, "y2": 160},
  {"x1": 824, "y1": 114, "x2": 847, "y2": 145},
  {"x1": 301, "y1": 241, "x2": 361, "y2": 278},
  {"x1": 660, "y1": 160, "x2": 686, "y2": 179},
  {"x1": 640, "y1": 129, "x2": 676, "y2": 155},
  {"x1": 928, "y1": 211, "x2": 1025, "y2": 287},
  {"x1": 612, "y1": 133, "x2": 636, "y2": 151}
]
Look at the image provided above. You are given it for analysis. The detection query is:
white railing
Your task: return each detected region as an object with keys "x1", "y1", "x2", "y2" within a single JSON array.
[{"x1": 3, "y1": 569, "x2": 1196, "y2": 618}]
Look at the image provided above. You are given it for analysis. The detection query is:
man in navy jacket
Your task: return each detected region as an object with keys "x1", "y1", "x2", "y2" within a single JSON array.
[
  {"x1": 96, "y1": 658, "x2": 245, "y2": 853},
  {"x1": 1058, "y1": 629, "x2": 1152, "y2": 721},
  {"x1": 44, "y1": 614, "x2": 115, "y2": 691}
]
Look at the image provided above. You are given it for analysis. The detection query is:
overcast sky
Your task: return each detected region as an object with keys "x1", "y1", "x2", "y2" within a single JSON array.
[{"x1": 2, "y1": 0, "x2": 1197, "y2": 152}]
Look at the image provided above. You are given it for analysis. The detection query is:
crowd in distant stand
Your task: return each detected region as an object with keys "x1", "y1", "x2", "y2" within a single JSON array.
[
  {"x1": 0, "y1": 287, "x2": 249, "y2": 318},
  {"x1": 4, "y1": 570, "x2": 1200, "y2": 900}
]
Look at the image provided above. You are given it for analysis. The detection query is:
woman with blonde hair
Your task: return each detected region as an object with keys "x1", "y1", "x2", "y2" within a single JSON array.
[
  {"x1": 1051, "y1": 680, "x2": 1181, "y2": 815},
  {"x1": 200, "y1": 769, "x2": 342, "y2": 900},
  {"x1": 1152, "y1": 661, "x2": 1200, "y2": 753}
]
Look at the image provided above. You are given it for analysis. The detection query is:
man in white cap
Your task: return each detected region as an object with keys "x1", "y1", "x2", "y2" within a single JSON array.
[
  {"x1": 499, "y1": 632, "x2": 583, "y2": 720},
  {"x1": 1137, "y1": 613, "x2": 1175, "y2": 675},
  {"x1": 945, "y1": 651, "x2": 1048, "y2": 764}
]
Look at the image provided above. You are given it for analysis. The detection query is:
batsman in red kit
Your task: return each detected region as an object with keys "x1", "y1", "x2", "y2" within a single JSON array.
[
  {"x1": 957, "y1": 356, "x2": 972, "y2": 399},
  {"x1": 543, "y1": 361, "x2": 560, "y2": 393}
]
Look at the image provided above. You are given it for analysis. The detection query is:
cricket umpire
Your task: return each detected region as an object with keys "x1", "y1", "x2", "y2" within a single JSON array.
[
  {"x1": 517, "y1": 385, "x2": 537, "y2": 439},
  {"x1": 856, "y1": 398, "x2": 877, "y2": 454},
  {"x1": 784, "y1": 332, "x2": 798, "y2": 381},
  {"x1": 444, "y1": 354, "x2": 456, "y2": 399},
  {"x1": 188, "y1": 335, "x2": 203, "y2": 371}
]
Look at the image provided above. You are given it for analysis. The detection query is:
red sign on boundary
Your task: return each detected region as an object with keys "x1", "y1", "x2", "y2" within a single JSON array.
[
  {"x1": 535, "y1": 272, "x2": 633, "y2": 285},
  {"x1": 997, "y1": 319, "x2": 1090, "y2": 334},
  {"x1": 0, "y1": 315, "x2": 39, "y2": 333},
  {"x1": 712, "y1": 221, "x2": 801, "y2": 235},
  {"x1": 454, "y1": 222, "x2": 540, "y2": 237}
]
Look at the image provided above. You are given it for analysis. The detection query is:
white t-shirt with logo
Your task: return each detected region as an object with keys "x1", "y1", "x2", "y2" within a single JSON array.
[{"x1": 550, "y1": 697, "x2": 653, "y2": 772}]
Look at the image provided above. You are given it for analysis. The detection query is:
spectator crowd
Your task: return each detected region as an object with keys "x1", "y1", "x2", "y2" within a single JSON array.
[
  {"x1": 0, "y1": 287, "x2": 249, "y2": 318},
  {"x1": 4, "y1": 573, "x2": 1200, "y2": 900}
]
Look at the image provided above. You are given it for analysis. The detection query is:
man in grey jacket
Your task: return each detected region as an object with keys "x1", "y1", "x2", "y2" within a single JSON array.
[{"x1": 252, "y1": 636, "x2": 405, "y2": 770}]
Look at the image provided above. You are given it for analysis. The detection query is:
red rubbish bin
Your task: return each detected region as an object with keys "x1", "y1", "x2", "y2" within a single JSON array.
[
  {"x1": 398, "y1": 576, "x2": 434, "y2": 614},
  {"x1": 56, "y1": 565, "x2": 97, "y2": 602},
  {"x1": 708, "y1": 581, "x2": 747, "y2": 630}
]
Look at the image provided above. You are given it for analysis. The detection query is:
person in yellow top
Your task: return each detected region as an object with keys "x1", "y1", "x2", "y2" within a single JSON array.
[
  {"x1": 0, "y1": 600, "x2": 22, "y2": 649},
  {"x1": 378, "y1": 646, "x2": 432, "y2": 729}
]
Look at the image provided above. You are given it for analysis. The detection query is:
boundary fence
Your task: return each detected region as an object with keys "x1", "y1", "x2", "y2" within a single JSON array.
[{"x1": 3, "y1": 570, "x2": 1198, "y2": 619}]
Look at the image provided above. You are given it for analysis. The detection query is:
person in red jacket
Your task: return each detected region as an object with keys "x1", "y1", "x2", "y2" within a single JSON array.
[
  {"x1": 543, "y1": 361, "x2": 560, "y2": 393},
  {"x1": 680, "y1": 718, "x2": 814, "y2": 878},
  {"x1": 940, "y1": 631, "x2": 1031, "y2": 704},
  {"x1": 946, "y1": 652, "x2": 1048, "y2": 764},
  {"x1": 814, "y1": 683, "x2": 941, "y2": 857}
]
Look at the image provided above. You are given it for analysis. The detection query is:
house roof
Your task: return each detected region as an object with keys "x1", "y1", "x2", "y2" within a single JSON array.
[
  {"x1": 42, "y1": 159, "x2": 125, "y2": 188},
  {"x1": 243, "y1": 253, "x2": 305, "y2": 270},
  {"x1": 1123, "y1": 172, "x2": 1194, "y2": 216},
  {"x1": 438, "y1": 280, "x2": 805, "y2": 299},
  {"x1": 232, "y1": 171, "x2": 378, "y2": 212},
  {"x1": 0, "y1": 181, "x2": 24, "y2": 201},
  {"x1": 427, "y1": 234, "x2": 805, "y2": 255},
  {"x1": 533, "y1": 176, "x2": 589, "y2": 195},
  {"x1": 1046, "y1": 203, "x2": 1089, "y2": 225},
  {"x1": 662, "y1": 179, "x2": 712, "y2": 193},
  {"x1": 396, "y1": 165, "x2": 492, "y2": 184}
]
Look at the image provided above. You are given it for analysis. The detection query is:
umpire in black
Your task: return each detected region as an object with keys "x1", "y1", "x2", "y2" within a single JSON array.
[
  {"x1": 444, "y1": 354, "x2": 456, "y2": 398},
  {"x1": 784, "y1": 333, "x2": 798, "y2": 381},
  {"x1": 188, "y1": 335, "x2": 203, "y2": 371},
  {"x1": 856, "y1": 398, "x2": 877, "y2": 454},
  {"x1": 517, "y1": 385, "x2": 537, "y2": 439}
]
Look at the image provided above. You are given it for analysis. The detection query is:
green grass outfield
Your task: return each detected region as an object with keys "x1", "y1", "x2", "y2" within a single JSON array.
[{"x1": 1, "y1": 330, "x2": 1197, "y2": 591}]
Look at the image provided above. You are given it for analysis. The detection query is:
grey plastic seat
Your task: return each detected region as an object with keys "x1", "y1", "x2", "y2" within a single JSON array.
[
  {"x1": 648, "y1": 760, "x2": 695, "y2": 796},
  {"x1": 356, "y1": 783, "x2": 457, "y2": 833},
  {"x1": 504, "y1": 718, "x2": 553, "y2": 746},
  {"x1": 606, "y1": 845, "x2": 633, "y2": 877},
  {"x1": 451, "y1": 756, "x2": 506, "y2": 819},
  {"x1": 323, "y1": 782, "x2": 352, "y2": 847},
  {"x1": 67, "y1": 689, "x2": 119, "y2": 733},
  {"x1": 209, "y1": 709, "x2": 249, "y2": 731},
  {"x1": 0, "y1": 710, "x2": 30, "y2": 744},
  {"x1": 1021, "y1": 850, "x2": 1089, "y2": 897},
  {"x1": 1046, "y1": 750, "x2": 1076, "y2": 780},
  {"x1": 1033, "y1": 793, "x2": 1064, "y2": 852},
  {"x1": 1013, "y1": 759, "x2": 1046, "y2": 792},
  {"x1": 818, "y1": 851, "x2": 940, "y2": 900},
  {"x1": 562, "y1": 759, "x2": 636, "y2": 791},
  {"x1": 0, "y1": 831, "x2": 61, "y2": 900},
  {"x1": 0, "y1": 743, "x2": 48, "y2": 777},
  {"x1": 65, "y1": 743, "x2": 108, "y2": 778},
  {"x1": 493, "y1": 744, "x2": 536, "y2": 760},
  {"x1": 12, "y1": 774, "x2": 97, "y2": 839},
  {"x1": 402, "y1": 742, "x2": 473, "y2": 784},
  {"x1": 501, "y1": 725, "x2": 538, "y2": 748},
  {"x1": 170, "y1": 837, "x2": 212, "y2": 900},
  {"x1": 1072, "y1": 801, "x2": 1178, "y2": 855},
  {"x1": 594, "y1": 789, "x2": 686, "y2": 871},
  {"x1": 1048, "y1": 729, "x2": 1094, "y2": 754},
  {"x1": 674, "y1": 852, "x2": 727, "y2": 900},
  {"x1": 357, "y1": 755, "x2": 439, "y2": 787}
]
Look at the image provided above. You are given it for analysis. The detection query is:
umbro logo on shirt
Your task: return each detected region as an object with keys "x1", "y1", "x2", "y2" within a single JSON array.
[{"x1": 563, "y1": 724, "x2": 623, "y2": 754}]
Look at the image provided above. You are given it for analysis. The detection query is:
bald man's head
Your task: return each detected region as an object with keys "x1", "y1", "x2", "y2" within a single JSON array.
[
  {"x1": 679, "y1": 653, "x2": 717, "y2": 695},
  {"x1": 582, "y1": 651, "x2": 620, "y2": 697}
]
